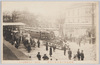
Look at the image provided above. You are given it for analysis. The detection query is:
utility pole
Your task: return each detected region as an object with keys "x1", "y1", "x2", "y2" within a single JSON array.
[
  {"x1": 91, "y1": 3, "x2": 95, "y2": 44},
  {"x1": 92, "y1": 3, "x2": 95, "y2": 29}
]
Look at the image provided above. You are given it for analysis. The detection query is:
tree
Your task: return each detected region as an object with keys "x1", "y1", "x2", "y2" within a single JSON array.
[
  {"x1": 3, "y1": 11, "x2": 12, "y2": 22},
  {"x1": 12, "y1": 11, "x2": 20, "y2": 22},
  {"x1": 18, "y1": 11, "x2": 39, "y2": 27},
  {"x1": 3, "y1": 10, "x2": 39, "y2": 27}
]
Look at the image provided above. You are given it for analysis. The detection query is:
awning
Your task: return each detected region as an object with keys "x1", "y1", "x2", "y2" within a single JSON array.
[{"x1": 3, "y1": 22, "x2": 26, "y2": 26}]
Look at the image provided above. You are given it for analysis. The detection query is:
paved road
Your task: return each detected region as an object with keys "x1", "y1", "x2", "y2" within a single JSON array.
[{"x1": 18, "y1": 38, "x2": 96, "y2": 61}]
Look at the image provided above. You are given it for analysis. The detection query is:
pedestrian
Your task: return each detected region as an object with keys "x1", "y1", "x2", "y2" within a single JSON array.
[
  {"x1": 64, "y1": 44, "x2": 67, "y2": 56},
  {"x1": 27, "y1": 44, "x2": 31, "y2": 53},
  {"x1": 15, "y1": 32, "x2": 20, "y2": 47},
  {"x1": 37, "y1": 52, "x2": 41, "y2": 60},
  {"x1": 7, "y1": 28, "x2": 11, "y2": 41},
  {"x1": 11, "y1": 31, "x2": 15, "y2": 45},
  {"x1": 49, "y1": 46, "x2": 52, "y2": 57},
  {"x1": 33, "y1": 39, "x2": 36, "y2": 47},
  {"x1": 26, "y1": 38, "x2": 31, "y2": 53},
  {"x1": 11, "y1": 29, "x2": 14, "y2": 45},
  {"x1": 68, "y1": 48, "x2": 72, "y2": 60},
  {"x1": 42, "y1": 54, "x2": 49, "y2": 60},
  {"x1": 80, "y1": 50, "x2": 84, "y2": 61},
  {"x1": 46, "y1": 42, "x2": 48, "y2": 51},
  {"x1": 15, "y1": 41, "x2": 19, "y2": 49},
  {"x1": 37, "y1": 39, "x2": 40, "y2": 48},
  {"x1": 77, "y1": 49, "x2": 80, "y2": 60},
  {"x1": 30, "y1": 38, "x2": 33, "y2": 45},
  {"x1": 24, "y1": 39, "x2": 28, "y2": 48},
  {"x1": 32, "y1": 39, "x2": 36, "y2": 47},
  {"x1": 53, "y1": 44, "x2": 56, "y2": 52}
]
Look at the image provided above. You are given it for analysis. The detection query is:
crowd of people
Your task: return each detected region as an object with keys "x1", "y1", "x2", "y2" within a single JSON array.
[
  {"x1": 36, "y1": 48, "x2": 84, "y2": 61},
  {"x1": 3, "y1": 27, "x2": 34, "y2": 53},
  {"x1": 4, "y1": 27, "x2": 21, "y2": 49},
  {"x1": 3, "y1": 26, "x2": 84, "y2": 61}
]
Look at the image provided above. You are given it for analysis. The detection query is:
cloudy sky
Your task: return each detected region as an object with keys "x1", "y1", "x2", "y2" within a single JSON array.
[
  {"x1": 2, "y1": 2, "x2": 79, "y2": 22},
  {"x1": 2, "y1": 2, "x2": 96, "y2": 25},
  {"x1": 2, "y1": 2, "x2": 73, "y2": 15}
]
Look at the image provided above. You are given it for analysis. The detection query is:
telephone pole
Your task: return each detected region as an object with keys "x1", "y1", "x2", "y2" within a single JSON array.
[{"x1": 91, "y1": 3, "x2": 96, "y2": 44}]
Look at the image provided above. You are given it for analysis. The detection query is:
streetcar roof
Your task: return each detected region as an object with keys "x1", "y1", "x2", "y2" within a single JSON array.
[{"x1": 3, "y1": 22, "x2": 26, "y2": 26}]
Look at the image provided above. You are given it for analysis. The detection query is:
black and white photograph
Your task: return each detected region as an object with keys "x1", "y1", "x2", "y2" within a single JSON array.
[{"x1": 1, "y1": 1, "x2": 99, "y2": 64}]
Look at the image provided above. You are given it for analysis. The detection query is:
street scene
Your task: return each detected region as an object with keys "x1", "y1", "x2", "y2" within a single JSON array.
[{"x1": 2, "y1": 1, "x2": 99, "y2": 63}]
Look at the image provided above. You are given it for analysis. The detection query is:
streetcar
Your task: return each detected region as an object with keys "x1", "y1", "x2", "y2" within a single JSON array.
[{"x1": 29, "y1": 29, "x2": 55, "y2": 40}]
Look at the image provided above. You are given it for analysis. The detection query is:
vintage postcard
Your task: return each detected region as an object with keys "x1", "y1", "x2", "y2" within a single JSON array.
[{"x1": 1, "y1": 1, "x2": 99, "y2": 64}]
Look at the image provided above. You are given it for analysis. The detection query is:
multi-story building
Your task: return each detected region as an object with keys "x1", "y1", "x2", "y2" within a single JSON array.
[{"x1": 62, "y1": 3, "x2": 96, "y2": 39}]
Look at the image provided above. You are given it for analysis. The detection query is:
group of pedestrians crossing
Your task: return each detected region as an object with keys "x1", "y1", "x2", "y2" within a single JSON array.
[
  {"x1": 37, "y1": 52, "x2": 49, "y2": 60},
  {"x1": 36, "y1": 41, "x2": 84, "y2": 61},
  {"x1": 75, "y1": 49, "x2": 84, "y2": 61},
  {"x1": 63, "y1": 43, "x2": 84, "y2": 61}
]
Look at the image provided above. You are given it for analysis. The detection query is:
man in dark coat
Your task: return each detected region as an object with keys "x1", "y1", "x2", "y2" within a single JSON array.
[
  {"x1": 49, "y1": 46, "x2": 52, "y2": 57},
  {"x1": 42, "y1": 54, "x2": 49, "y2": 60},
  {"x1": 37, "y1": 52, "x2": 41, "y2": 60},
  {"x1": 11, "y1": 29, "x2": 14, "y2": 45},
  {"x1": 27, "y1": 43, "x2": 31, "y2": 53},
  {"x1": 80, "y1": 50, "x2": 84, "y2": 60},
  {"x1": 15, "y1": 32, "x2": 20, "y2": 46},
  {"x1": 77, "y1": 49, "x2": 80, "y2": 60},
  {"x1": 37, "y1": 39, "x2": 40, "y2": 48},
  {"x1": 64, "y1": 44, "x2": 67, "y2": 56},
  {"x1": 26, "y1": 38, "x2": 31, "y2": 53},
  {"x1": 68, "y1": 48, "x2": 72, "y2": 60},
  {"x1": 46, "y1": 42, "x2": 48, "y2": 51}
]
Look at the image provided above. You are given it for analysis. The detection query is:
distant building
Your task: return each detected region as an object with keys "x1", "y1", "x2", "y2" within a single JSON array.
[{"x1": 63, "y1": 3, "x2": 96, "y2": 40}]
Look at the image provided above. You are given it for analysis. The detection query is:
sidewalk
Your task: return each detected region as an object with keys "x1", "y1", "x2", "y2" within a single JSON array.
[{"x1": 3, "y1": 39, "x2": 30, "y2": 60}]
